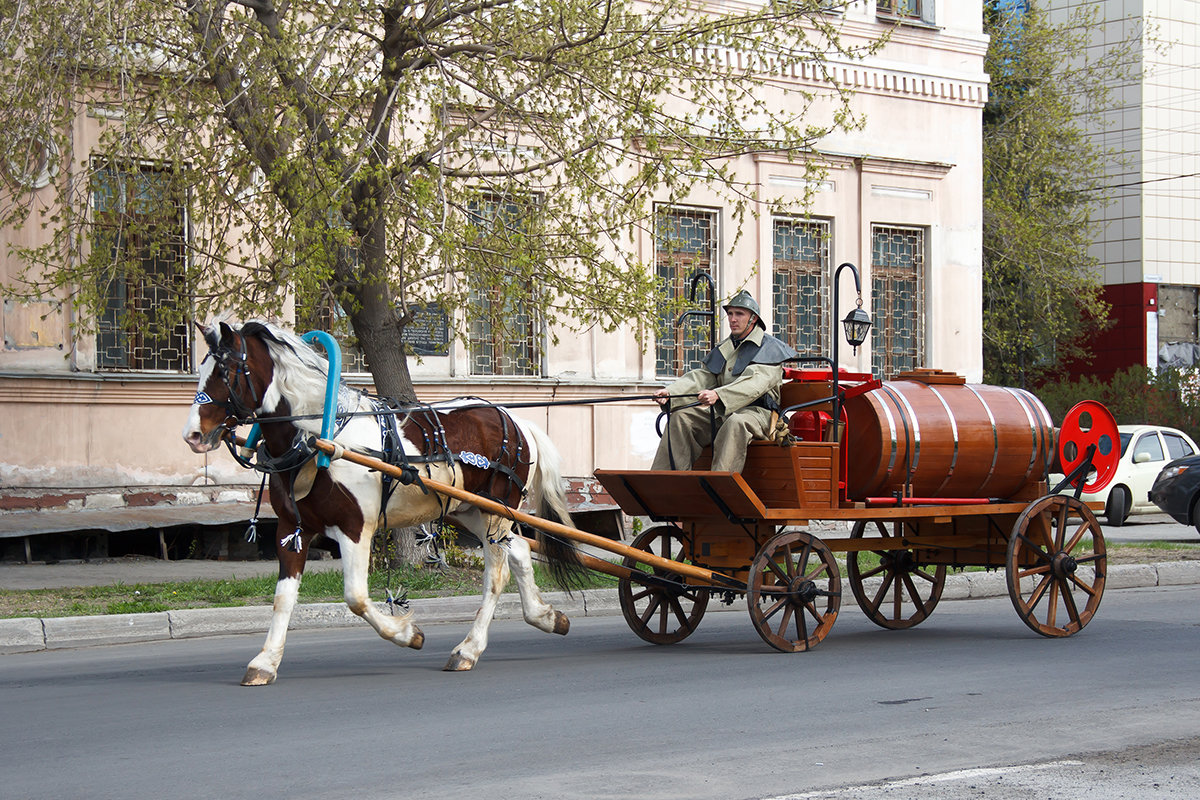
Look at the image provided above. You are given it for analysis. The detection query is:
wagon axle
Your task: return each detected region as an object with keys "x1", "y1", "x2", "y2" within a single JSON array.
[{"x1": 772, "y1": 576, "x2": 823, "y2": 605}]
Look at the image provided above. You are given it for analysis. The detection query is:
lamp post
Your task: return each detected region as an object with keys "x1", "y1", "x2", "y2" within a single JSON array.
[{"x1": 830, "y1": 262, "x2": 872, "y2": 440}]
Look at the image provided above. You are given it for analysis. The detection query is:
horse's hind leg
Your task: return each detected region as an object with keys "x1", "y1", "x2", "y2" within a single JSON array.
[
  {"x1": 243, "y1": 547, "x2": 307, "y2": 686},
  {"x1": 336, "y1": 527, "x2": 424, "y2": 651},
  {"x1": 505, "y1": 531, "x2": 570, "y2": 636},
  {"x1": 444, "y1": 522, "x2": 511, "y2": 672}
]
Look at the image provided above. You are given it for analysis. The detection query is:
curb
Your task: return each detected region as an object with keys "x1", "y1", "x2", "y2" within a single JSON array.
[{"x1": 3, "y1": 562, "x2": 1199, "y2": 655}]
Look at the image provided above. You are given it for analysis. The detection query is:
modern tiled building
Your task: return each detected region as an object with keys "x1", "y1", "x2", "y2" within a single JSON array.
[{"x1": 1049, "y1": 0, "x2": 1200, "y2": 378}]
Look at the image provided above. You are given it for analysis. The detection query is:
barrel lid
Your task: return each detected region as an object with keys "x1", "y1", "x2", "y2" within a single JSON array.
[
  {"x1": 783, "y1": 366, "x2": 874, "y2": 382},
  {"x1": 895, "y1": 368, "x2": 966, "y2": 385}
]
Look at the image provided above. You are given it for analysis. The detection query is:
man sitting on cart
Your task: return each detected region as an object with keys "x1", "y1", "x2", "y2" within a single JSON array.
[{"x1": 653, "y1": 290, "x2": 797, "y2": 472}]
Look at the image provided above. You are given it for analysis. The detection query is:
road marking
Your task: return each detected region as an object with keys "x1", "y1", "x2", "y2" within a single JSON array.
[{"x1": 764, "y1": 760, "x2": 1085, "y2": 799}]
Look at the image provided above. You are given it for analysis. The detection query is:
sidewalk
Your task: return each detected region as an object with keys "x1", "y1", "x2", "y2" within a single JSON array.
[
  {"x1": 0, "y1": 553, "x2": 342, "y2": 590},
  {"x1": 3, "y1": 556, "x2": 1200, "y2": 655}
]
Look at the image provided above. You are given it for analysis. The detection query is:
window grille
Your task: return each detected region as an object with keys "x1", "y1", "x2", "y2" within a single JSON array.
[
  {"x1": 92, "y1": 163, "x2": 191, "y2": 372},
  {"x1": 870, "y1": 225, "x2": 926, "y2": 379},
  {"x1": 772, "y1": 218, "x2": 830, "y2": 355},
  {"x1": 467, "y1": 195, "x2": 541, "y2": 377},
  {"x1": 295, "y1": 301, "x2": 370, "y2": 374},
  {"x1": 655, "y1": 207, "x2": 718, "y2": 377},
  {"x1": 469, "y1": 287, "x2": 539, "y2": 376}
]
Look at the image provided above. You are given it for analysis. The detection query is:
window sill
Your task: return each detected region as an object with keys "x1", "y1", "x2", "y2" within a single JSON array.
[{"x1": 876, "y1": 13, "x2": 940, "y2": 31}]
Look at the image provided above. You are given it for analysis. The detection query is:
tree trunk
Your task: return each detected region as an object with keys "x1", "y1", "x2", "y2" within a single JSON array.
[
  {"x1": 352, "y1": 304, "x2": 417, "y2": 402},
  {"x1": 392, "y1": 526, "x2": 424, "y2": 564},
  {"x1": 370, "y1": 526, "x2": 426, "y2": 572},
  {"x1": 343, "y1": 193, "x2": 418, "y2": 402}
]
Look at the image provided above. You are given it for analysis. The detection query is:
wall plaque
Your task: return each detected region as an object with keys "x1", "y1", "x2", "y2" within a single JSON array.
[{"x1": 401, "y1": 303, "x2": 450, "y2": 356}]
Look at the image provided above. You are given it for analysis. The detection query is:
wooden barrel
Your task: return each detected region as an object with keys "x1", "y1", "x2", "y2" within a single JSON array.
[{"x1": 843, "y1": 371, "x2": 1055, "y2": 500}]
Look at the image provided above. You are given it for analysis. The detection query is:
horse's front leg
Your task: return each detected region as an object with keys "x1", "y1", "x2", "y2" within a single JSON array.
[
  {"x1": 337, "y1": 525, "x2": 425, "y2": 651},
  {"x1": 242, "y1": 542, "x2": 308, "y2": 686},
  {"x1": 505, "y1": 531, "x2": 570, "y2": 636},
  {"x1": 444, "y1": 523, "x2": 511, "y2": 672}
]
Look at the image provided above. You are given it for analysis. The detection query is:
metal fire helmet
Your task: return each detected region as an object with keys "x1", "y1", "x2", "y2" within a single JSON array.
[{"x1": 722, "y1": 290, "x2": 766, "y2": 330}]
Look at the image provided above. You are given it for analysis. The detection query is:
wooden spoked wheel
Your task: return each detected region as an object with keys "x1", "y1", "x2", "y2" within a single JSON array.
[
  {"x1": 1006, "y1": 495, "x2": 1107, "y2": 637},
  {"x1": 747, "y1": 530, "x2": 841, "y2": 652},
  {"x1": 618, "y1": 525, "x2": 710, "y2": 644},
  {"x1": 846, "y1": 519, "x2": 947, "y2": 630}
]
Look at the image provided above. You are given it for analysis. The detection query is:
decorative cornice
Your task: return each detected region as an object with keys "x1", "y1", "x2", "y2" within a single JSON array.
[
  {"x1": 766, "y1": 58, "x2": 988, "y2": 108},
  {"x1": 753, "y1": 151, "x2": 954, "y2": 179},
  {"x1": 858, "y1": 155, "x2": 954, "y2": 178}
]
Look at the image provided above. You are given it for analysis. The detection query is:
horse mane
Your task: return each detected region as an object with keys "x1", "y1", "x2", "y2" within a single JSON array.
[{"x1": 242, "y1": 320, "x2": 336, "y2": 420}]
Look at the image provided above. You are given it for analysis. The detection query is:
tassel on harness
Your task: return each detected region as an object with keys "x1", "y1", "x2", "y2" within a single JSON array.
[
  {"x1": 384, "y1": 587, "x2": 410, "y2": 613},
  {"x1": 279, "y1": 527, "x2": 304, "y2": 553},
  {"x1": 244, "y1": 473, "x2": 268, "y2": 544}
]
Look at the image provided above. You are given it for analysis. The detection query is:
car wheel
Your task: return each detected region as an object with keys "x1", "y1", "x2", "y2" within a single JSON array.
[
  {"x1": 1191, "y1": 495, "x2": 1200, "y2": 537},
  {"x1": 1106, "y1": 486, "x2": 1130, "y2": 526}
]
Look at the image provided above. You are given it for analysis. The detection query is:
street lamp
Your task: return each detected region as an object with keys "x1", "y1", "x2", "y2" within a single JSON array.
[
  {"x1": 843, "y1": 301, "x2": 872, "y2": 355},
  {"x1": 830, "y1": 262, "x2": 872, "y2": 440}
]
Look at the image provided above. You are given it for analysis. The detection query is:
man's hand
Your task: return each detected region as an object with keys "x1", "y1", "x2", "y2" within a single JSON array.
[{"x1": 655, "y1": 388, "x2": 718, "y2": 407}]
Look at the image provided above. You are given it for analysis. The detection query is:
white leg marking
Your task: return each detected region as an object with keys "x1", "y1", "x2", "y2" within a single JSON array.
[
  {"x1": 242, "y1": 575, "x2": 300, "y2": 685},
  {"x1": 334, "y1": 527, "x2": 424, "y2": 650},
  {"x1": 445, "y1": 517, "x2": 513, "y2": 671},
  {"x1": 505, "y1": 532, "x2": 565, "y2": 634}
]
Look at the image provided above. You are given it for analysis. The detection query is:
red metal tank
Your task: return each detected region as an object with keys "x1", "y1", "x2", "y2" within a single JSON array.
[{"x1": 842, "y1": 369, "x2": 1055, "y2": 500}]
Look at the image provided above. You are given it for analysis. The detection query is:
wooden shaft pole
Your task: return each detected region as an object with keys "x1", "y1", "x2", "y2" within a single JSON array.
[
  {"x1": 310, "y1": 437, "x2": 739, "y2": 589},
  {"x1": 521, "y1": 535, "x2": 636, "y2": 581}
]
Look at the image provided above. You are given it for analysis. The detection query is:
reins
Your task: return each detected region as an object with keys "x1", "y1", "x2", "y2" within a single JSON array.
[{"x1": 214, "y1": 391, "x2": 676, "y2": 429}]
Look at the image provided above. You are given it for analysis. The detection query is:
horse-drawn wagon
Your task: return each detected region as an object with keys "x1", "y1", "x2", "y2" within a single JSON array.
[
  {"x1": 183, "y1": 315, "x2": 1118, "y2": 682},
  {"x1": 303, "y1": 363, "x2": 1117, "y2": 654}
]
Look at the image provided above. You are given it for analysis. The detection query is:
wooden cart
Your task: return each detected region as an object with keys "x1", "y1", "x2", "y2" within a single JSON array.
[
  {"x1": 592, "y1": 460, "x2": 1101, "y2": 652},
  {"x1": 584, "y1": 367, "x2": 1118, "y2": 652}
]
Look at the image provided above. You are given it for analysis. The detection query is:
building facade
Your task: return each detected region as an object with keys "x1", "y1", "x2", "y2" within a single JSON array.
[
  {"x1": 1048, "y1": 0, "x2": 1200, "y2": 378},
  {"x1": 0, "y1": 1, "x2": 990, "y2": 552}
]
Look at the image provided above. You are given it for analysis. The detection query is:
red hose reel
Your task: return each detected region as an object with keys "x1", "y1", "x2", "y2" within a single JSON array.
[{"x1": 1057, "y1": 400, "x2": 1120, "y2": 494}]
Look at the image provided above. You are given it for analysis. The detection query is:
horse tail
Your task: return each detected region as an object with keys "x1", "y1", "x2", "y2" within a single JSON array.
[{"x1": 520, "y1": 419, "x2": 590, "y2": 592}]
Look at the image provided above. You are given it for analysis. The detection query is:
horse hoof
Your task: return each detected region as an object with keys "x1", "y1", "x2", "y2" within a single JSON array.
[
  {"x1": 409, "y1": 629, "x2": 425, "y2": 650},
  {"x1": 553, "y1": 611, "x2": 570, "y2": 636},
  {"x1": 443, "y1": 653, "x2": 476, "y2": 671},
  {"x1": 241, "y1": 667, "x2": 277, "y2": 686}
]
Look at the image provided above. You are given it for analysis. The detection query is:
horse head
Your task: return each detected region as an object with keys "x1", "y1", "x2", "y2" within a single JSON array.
[{"x1": 182, "y1": 321, "x2": 279, "y2": 453}]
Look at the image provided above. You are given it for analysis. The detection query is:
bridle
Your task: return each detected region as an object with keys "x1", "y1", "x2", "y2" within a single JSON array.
[{"x1": 195, "y1": 331, "x2": 263, "y2": 430}]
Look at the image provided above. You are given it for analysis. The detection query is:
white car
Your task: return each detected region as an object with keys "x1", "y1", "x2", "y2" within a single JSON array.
[{"x1": 1054, "y1": 424, "x2": 1199, "y2": 526}]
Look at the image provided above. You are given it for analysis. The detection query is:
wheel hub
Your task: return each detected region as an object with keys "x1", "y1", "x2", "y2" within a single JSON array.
[
  {"x1": 788, "y1": 577, "x2": 818, "y2": 604},
  {"x1": 1052, "y1": 552, "x2": 1078, "y2": 577},
  {"x1": 885, "y1": 550, "x2": 916, "y2": 572}
]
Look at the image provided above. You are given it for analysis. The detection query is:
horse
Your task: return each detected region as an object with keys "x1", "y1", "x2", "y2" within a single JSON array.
[{"x1": 181, "y1": 320, "x2": 585, "y2": 683}]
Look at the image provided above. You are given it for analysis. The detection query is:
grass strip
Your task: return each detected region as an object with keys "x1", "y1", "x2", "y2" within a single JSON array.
[{"x1": 0, "y1": 561, "x2": 618, "y2": 620}]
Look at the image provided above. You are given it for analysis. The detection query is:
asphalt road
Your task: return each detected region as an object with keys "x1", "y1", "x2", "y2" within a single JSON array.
[{"x1": 1, "y1": 583, "x2": 1197, "y2": 800}]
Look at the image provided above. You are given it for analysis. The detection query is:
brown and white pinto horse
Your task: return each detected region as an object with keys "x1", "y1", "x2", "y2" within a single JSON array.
[{"x1": 182, "y1": 321, "x2": 583, "y2": 683}]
